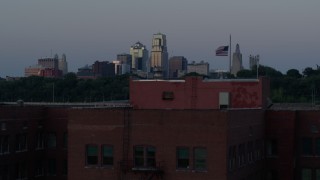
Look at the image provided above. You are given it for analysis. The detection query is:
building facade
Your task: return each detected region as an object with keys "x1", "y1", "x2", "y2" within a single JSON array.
[
  {"x1": 187, "y1": 61, "x2": 209, "y2": 76},
  {"x1": 169, "y1": 56, "x2": 188, "y2": 79},
  {"x1": 59, "y1": 54, "x2": 68, "y2": 75},
  {"x1": 150, "y1": 33, "x2": 169, "y2": 79},
  {"x1": 130, "y1": 42, "x2": 149, "y2": 72},
  {"x1": 231, "y1": 44, "x2": 243, "y2": 77},
  {"x1": 249, "y1": 55, "x2": 260, "y2": 70}
]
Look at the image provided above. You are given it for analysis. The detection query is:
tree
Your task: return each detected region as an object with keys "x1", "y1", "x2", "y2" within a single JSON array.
[{"x1": 286, "y1": 69, "x2": 302, "y2": 78}]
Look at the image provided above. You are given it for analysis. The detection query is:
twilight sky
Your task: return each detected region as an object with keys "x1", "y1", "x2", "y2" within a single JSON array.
[{"x1": 0, "y1": 0, "x2": 319, "y2": 77}]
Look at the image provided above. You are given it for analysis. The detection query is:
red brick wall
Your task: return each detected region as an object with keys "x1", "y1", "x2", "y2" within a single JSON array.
[
  {"x1": 68, "y1": 109, "x2": 229, "y2": 180},
  {"x1": 130, "y1": 77, "x2": 269, "y2": 110}
]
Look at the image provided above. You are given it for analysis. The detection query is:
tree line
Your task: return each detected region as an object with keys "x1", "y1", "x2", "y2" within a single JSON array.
[
  {"x1": 0, "y1": 73, "x2": 129, "y2": 102},
  {"x1": 1, "y1": 66, "x2": 320, "y2": 103}
]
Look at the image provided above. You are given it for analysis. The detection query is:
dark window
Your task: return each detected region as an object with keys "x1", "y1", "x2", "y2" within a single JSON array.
[
  {"x1": 177, "y1": 147, "x2": 189, "y2": 169},
  {"x1": 35, "y1": 159, "x2": 44, "y2": 177},
  {"x1": 16, "y1": 162, "x2": 27, "y2": 179},
  {"x1": 0, "y1": 165, "x2": 9, "y2": 180},
  {"x1": 48, "y1": 159, "x2": 56, "y2": 176},
  {"x1": 16, "y1": 133, "x2": 27, "y2": 152},
  {"x1": 194, "y1": 147, "x2": 207, "y2": 170},
  {"x1": 228, "y1": 145, "x2": 236, "y2": 170},
  {"x1": 1, "y1": 122, "x2": 6, "y2": 131},
  {"x1": 47, "y1": 133, "x2": 56, "y2": 148},
  {"x1": 316, "y1": 138, "x2": 320, "y2": 156},
  {"x1": 266, "y1": 170, "x2": 278, "y2": 180},
  {"x1": 316, "y1": 169, "x2": 320, "y2": 180},
  {"x1": 134, "y1": 146, "x2": 156, "y2": 168},
  {"x1": 86, "y1": 145, "x2": 98, "y2": 166},
  {"x1": 266, "y1": 139, "x2": 277, "y2": 157},
  {"x1": 162, "y1": 91, "x2": 174, "y2": 100},
  {"x1": 301, "y1": 168, "x2": 312, "y2": 180},
  {"x1": 302, "y1": 137, "x2": 313, "y2": 156},
  {"x1": 238, "y1": 143, "x2": 246, "y2": 166},
  {"x1": 35, "y1": 132, "x2": 44, "y2": 150},
  {"x1": 247, "y1": 141, "x2": 253, "y2": 163},
  {"x1": 0, "y1": 135, "x2": 9, "y2": 154},
  {"x1": 102, "y1": 145, "x2": 113, "y2": 166},
  {"x1": 63, "y1": 132, "x2": 68, "y2": 148},
  {"x1": 62, "y1": 159, "x2": 68, "y2": 175}
]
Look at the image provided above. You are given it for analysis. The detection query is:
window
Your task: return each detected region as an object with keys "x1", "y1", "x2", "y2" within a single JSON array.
[
  {"x1": 255, "y1": 139, "x2": 263, "y2": 161},
  {"x1": 302, "y1": 137, "x2": 312, "y2": 156},
  {"x1": 0, "y1": 165, "x2": 9, "y2": 180},
  {"x1": 316, "y1": 169, "x2": 320, "y2": 180},
  {"x1": 266, "y1": 170, "x2": 278, "y2": 180},
  {"x1": 47, "y1": 159, "x2": 56, "y2": 176},
  {"x1": 63, "y1": 132, "x2": 68, "y2": 148},
  {"x1": 86, "y1": 145, "x2": 98, "y2": 166},
  {"x1": 47, "y1": 133, "x2": 56, "y2": 148},
  {"x1": 162, "y1": 91, "x2": 174, "y2": 100},
  {"x1": 316, "y1": 138, "x2": 320, "y2": 156},
  {"x1": 35, "y1": 132, "x2": 44, "y2": 150},
  {"x1": 1, "y1": 122, "x2": 6, "y2": 131},
  {"x1": 62, "y1": 159, "x2": 68, "y2": 176},
  {"x1": 35, "y1": 159, "x2": 44, "y2": 177},
  {"x1": 228, "y1": 145, "x2": 236, "y2": 170},
  {"x1": 134, "y1": 146, "x2": 156, "y2": 168},
  {"x1": 101, "y1": 145, "x2": 113, "y2": 166},
  {"x1": 194, "y1": 147, "x2": 207, "y2": 170},
  {"x1": 0, "y1": 135, "x2": 9, "y2": 154},
  {"x1": 16, "y1": 133, "x2": 27, "y2": 152},
  {"x1": 266, "y1": 139, "x2": 277, "y2": 157},
  {"x1": 238, "y1": 143, "x2": 246, "y2": 166},
  {"x1": 16, "y1": 162, "x2": 27, "y2": 179},
  {"x1": 302, "y1": 168, "x2": 312, "y2": 180},
  {"x1": 177, "y1": 147, "x2": 189, "y2": 169},
  {"x1": 247, "y1": 141, "x2": 253, "y2": 163}
]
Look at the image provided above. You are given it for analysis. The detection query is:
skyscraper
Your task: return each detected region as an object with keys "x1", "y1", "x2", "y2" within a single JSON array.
[
  {"x1": 249, "y1": 55, "x2": 259, "y2": 70},
  {"x1": 150, "y1": 33, "x2": 168, "y2": 78},
  {"x1": 130, "y1": 42, "x2": 148, "y2": 72},
  {"x1": 117, "y1": 53, "x2": 132, "y2": 68},
  {"x1": 231, "y1": 44, "x2": 243, "y2": 76},
  {"x1": 59, "y1": 53, "x2": 68, "y2": 75},
  {"x1": 169, "y1": 56, "x2": 188, "y2": 79}
]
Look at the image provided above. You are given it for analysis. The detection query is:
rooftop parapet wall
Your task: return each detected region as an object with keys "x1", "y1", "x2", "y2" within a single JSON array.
[{"x1": 130, "y1": 76, "x2": 270, "y2": 110}]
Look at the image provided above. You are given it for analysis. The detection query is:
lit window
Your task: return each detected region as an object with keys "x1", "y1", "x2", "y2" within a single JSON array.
[
  {"x1": 102, "y1": 145, "x2": 113, "y2": 166},
  {"x1": 86, "y1": 145, "x2": 98, "y2": 166},
  {"x1": 177, "y1": 147, "x2": 189, "y2": 169},
  {"x1": 194, "y1": 147, "x2": 207, "y2": 170}
]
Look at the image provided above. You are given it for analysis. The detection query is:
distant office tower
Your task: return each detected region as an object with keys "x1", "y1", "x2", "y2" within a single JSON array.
[
  {"x1": 231, "y1": 44, "x2": 243, "y2": 76},
  {"x1": 150, "y1": 33, "x2": 169, "y2": 78},
  {"x1": 76, "y1": 65, "x2": 94, "y2": 79},
  {"x1": 38, "y1": 57, "x2": 59, "y2": 69},
  {"x1": 187, "y1": 61, "x2": 209, "y2": 76},
  {"x1": 117, "y1": 53, "x2": 132, "y2": 69},
  {"x1": 59, "y1": 53, "x2": 68, "y2": 75},
  {"x1": 249, "y1": 55, "x2": 260, "y2": 70},
  {"x1": 130, "y1": 42, "x2": 149, "y2": 72},
  {"x1": 113, "y1": 60, "x2": 131, "y2": 75},
  {"x1": 24, "y1": 65, "x2": 43, "y2": 77},
  {"x1": 92, "y1": 61, "x2": 115, "y2": 78},
  {"x1": 169, "y1": 56, "x2": 188, "y2": 79}
]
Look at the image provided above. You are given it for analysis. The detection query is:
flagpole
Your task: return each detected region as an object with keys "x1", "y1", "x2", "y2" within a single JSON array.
[{"x1": 229, "y1": 34, "x2": 231, "y2": 73}]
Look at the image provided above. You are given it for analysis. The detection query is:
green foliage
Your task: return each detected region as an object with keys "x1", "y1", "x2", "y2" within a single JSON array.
[{"x1": 0, "y1": 74, "x2": 129, "y2": 102}]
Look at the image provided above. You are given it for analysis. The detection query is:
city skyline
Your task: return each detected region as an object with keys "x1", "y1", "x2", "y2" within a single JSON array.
[{"x1": 0, "y1": 0, "x2": 319, "y2": 77}]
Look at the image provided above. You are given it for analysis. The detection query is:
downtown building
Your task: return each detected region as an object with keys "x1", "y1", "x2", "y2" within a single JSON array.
[
  {"x1": 169, "y1": 56, "x2": 188, "y2": 79},
  {"x1": 1, "y1": 76, "x2": 320, "y2": 180},
  {"x1": 130, "y1": 42, "x2": 149, "y2": 72},
  {"x1": 150, "y1": 33, "x2": 169, "y2": 79},
  {"x1": 231, "y1": 44, "x2": 244, "y2": 77}
]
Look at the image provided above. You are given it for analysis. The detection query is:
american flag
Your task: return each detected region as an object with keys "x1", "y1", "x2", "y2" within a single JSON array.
[{"x1": 215, "y1": 46, "x2": 229, "y2": 56}]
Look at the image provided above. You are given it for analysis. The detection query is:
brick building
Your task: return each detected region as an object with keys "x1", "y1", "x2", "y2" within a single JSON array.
[{"x1": 2, "y1": 76, "x2": 320, "y2": 180}]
